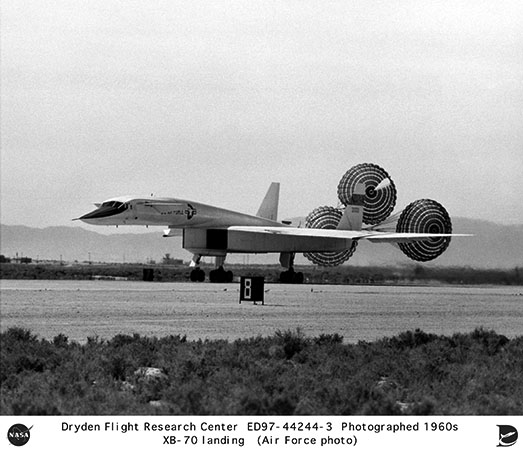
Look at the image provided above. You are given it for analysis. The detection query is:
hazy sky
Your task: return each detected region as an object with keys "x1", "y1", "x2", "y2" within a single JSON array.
[{"x1": 2, "y1": 0, "x2": 522, "y2": 232}]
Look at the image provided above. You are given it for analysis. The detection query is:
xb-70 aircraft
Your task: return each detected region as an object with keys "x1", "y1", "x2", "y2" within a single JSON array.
[{"x1": 77, "y1": 163, "x2": 468, "y2": 283}]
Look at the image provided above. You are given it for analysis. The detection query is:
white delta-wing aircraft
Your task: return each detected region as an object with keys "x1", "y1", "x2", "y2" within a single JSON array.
[{"x1": 77, "y1": 163, "x2": 469, "y2": 283}]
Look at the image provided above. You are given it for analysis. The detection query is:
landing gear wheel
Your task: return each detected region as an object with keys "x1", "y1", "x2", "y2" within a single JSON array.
[
  {"x1": 209, "y1": 267, "x2": 234, "y2": 283},
  {"x1": 209, "y1": 269, "x2": 218, "y2": 283},
  {"x1": 279, "y1": 270, "x2": 290, "y2": 283},
  {"x1": 190, "y1": 268, "x2": 205, "y2": 282},
  {"x1": 294, "y1": 271, "x2": 304, "y2": 284},
  {"x1": 279, "y1": 269, "x2": 304, "y2": 284}
]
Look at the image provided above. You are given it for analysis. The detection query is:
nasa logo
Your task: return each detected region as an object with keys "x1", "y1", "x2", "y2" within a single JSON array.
[
  {"x1": 498, "y1": 425, "x2": 518, "y2": 447},
  {"x1": 7, "y1": 424, "x2": 32, "y2": 447},
  {"x1": 185, "y1": 204, "x2": 197, "y2": 220}
]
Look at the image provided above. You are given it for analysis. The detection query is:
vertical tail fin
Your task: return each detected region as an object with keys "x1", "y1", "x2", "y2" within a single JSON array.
[
  {"x1": 256, "y1": 182, "x2": 280, "y2": 221},
  {"x1": 337, "y1": 182, "x2": 364, "y2": 231}
]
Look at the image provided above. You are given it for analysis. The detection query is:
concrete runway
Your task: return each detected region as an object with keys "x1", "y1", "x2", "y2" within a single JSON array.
[{"x1": 1, "y1": 280, "x2": 522, "y2": 343}]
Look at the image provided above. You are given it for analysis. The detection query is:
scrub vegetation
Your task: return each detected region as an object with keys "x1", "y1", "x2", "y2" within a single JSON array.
[
  {"x1": 1, "y1": 327, "x2": 522, "y2": 415},
  {"x1": 1, "y1": 262, "x2": 522, "y2": 285}
]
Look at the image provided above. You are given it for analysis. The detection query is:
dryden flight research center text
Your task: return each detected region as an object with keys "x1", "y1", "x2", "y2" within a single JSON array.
[{"x1": 60, "y1": 419, "x2": 462, "y2": 448}]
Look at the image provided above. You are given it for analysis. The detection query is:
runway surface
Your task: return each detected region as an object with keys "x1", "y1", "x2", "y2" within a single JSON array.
[{"x1": 1, "y1": 280, "x2": 522, "y2": 343}]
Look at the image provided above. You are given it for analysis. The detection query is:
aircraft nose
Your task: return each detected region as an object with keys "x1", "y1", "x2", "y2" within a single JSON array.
[
  {"x1": 76, "y1": 201, "x2": 129, "y2": 222},
  {"x1": 77, "y1": 205, "x2": 120, "y2": 221}
]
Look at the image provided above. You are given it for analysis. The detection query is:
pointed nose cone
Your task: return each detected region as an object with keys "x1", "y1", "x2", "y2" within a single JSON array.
[
  {"x1": 77, "y1": 205, "x2": 123, "y2": 222},
  {"x1": 77, "y1": 207, "x2": 107, "y2": 222}
]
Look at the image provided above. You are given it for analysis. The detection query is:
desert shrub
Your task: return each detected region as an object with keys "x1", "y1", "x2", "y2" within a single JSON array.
[
  {"x1": 409, "y1": 397, "x2": 436, "y2": 415},
  {"x1": 274, "y1": 328, "x2": 309, "y2": 359},
  {"x1": 2, "y1": 327, "x2": 523, "y2": 415},
  {"x1": 53, "y1": 334, "x2": 69, "y2": 347},
  {"x1": 3, "y1": 327, "x2": 38, "y2": 343},
  {"x1": 314, "y1": 333, "x2": 344, "y2": 346},
  {"x1": 470, "y1": 327, "x2": 509, "y2": 355},
  {"x1": 389, "y1": 329, "x2": 438, "y2": 349}
]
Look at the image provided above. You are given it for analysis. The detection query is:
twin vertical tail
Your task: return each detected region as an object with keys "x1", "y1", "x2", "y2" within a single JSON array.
[
  {"x1": 256, "y1": 182, "x2": 280, "y2": 221},
  {"x1": 302, "y1": 183, "x2": 364, "y2": 267},
  {"x1": 336, "y1": 182, "x2": 365, "y2": 231}
]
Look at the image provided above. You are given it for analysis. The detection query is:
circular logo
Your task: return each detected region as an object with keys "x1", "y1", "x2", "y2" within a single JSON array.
[{"x1": 7, "y1": 424, "x2": 31, "y2": 447}]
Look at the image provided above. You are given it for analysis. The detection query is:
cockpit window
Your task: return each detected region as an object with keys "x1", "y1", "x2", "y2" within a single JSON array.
[{"x1": 101, "y1": 201, "x2": 128, "y2": 210}]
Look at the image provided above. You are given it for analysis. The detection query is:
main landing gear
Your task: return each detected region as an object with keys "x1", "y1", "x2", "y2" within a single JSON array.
[
  {"x1": 279, "y1": 267, "x2": 304, "y2": 284},
  {"x1": 189, "y1": 255, "x2": 233, "y2": 283},
  {"x1": 279, "y1": 252, "x2": 304, "y2": 284}
]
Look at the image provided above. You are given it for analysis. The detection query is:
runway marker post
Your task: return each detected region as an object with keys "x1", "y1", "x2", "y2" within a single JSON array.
[{"x1": 239, "y1": 276, "x2": 264, "y2": 305}]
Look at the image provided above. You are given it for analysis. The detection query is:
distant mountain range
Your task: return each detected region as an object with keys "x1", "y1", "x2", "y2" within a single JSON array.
[{"x1": 1, "y1": 218, "x2": 522, "y2": 269}]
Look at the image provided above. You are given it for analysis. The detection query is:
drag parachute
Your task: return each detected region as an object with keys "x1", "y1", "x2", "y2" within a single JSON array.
[
  {"x1": 337, "y1": 163, "x2": 397, "y2": 225},
  {"x1": 396, "y1": 199, "x2": 452, "y2": 262},
  {"x1": 304, "y1": 163, "x2": 453, "y2": 266},
  {"x1": 303, "y1": 206, "x2": 357, "y2": 266}
]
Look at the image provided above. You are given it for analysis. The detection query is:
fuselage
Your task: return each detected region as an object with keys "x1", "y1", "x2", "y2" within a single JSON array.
[
  {"x1": 78, "y1": 196, "x2": 285, "y2": 229},
  {"x1": 75, "y1": 165, "x2": 465, "y2": 278}
]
